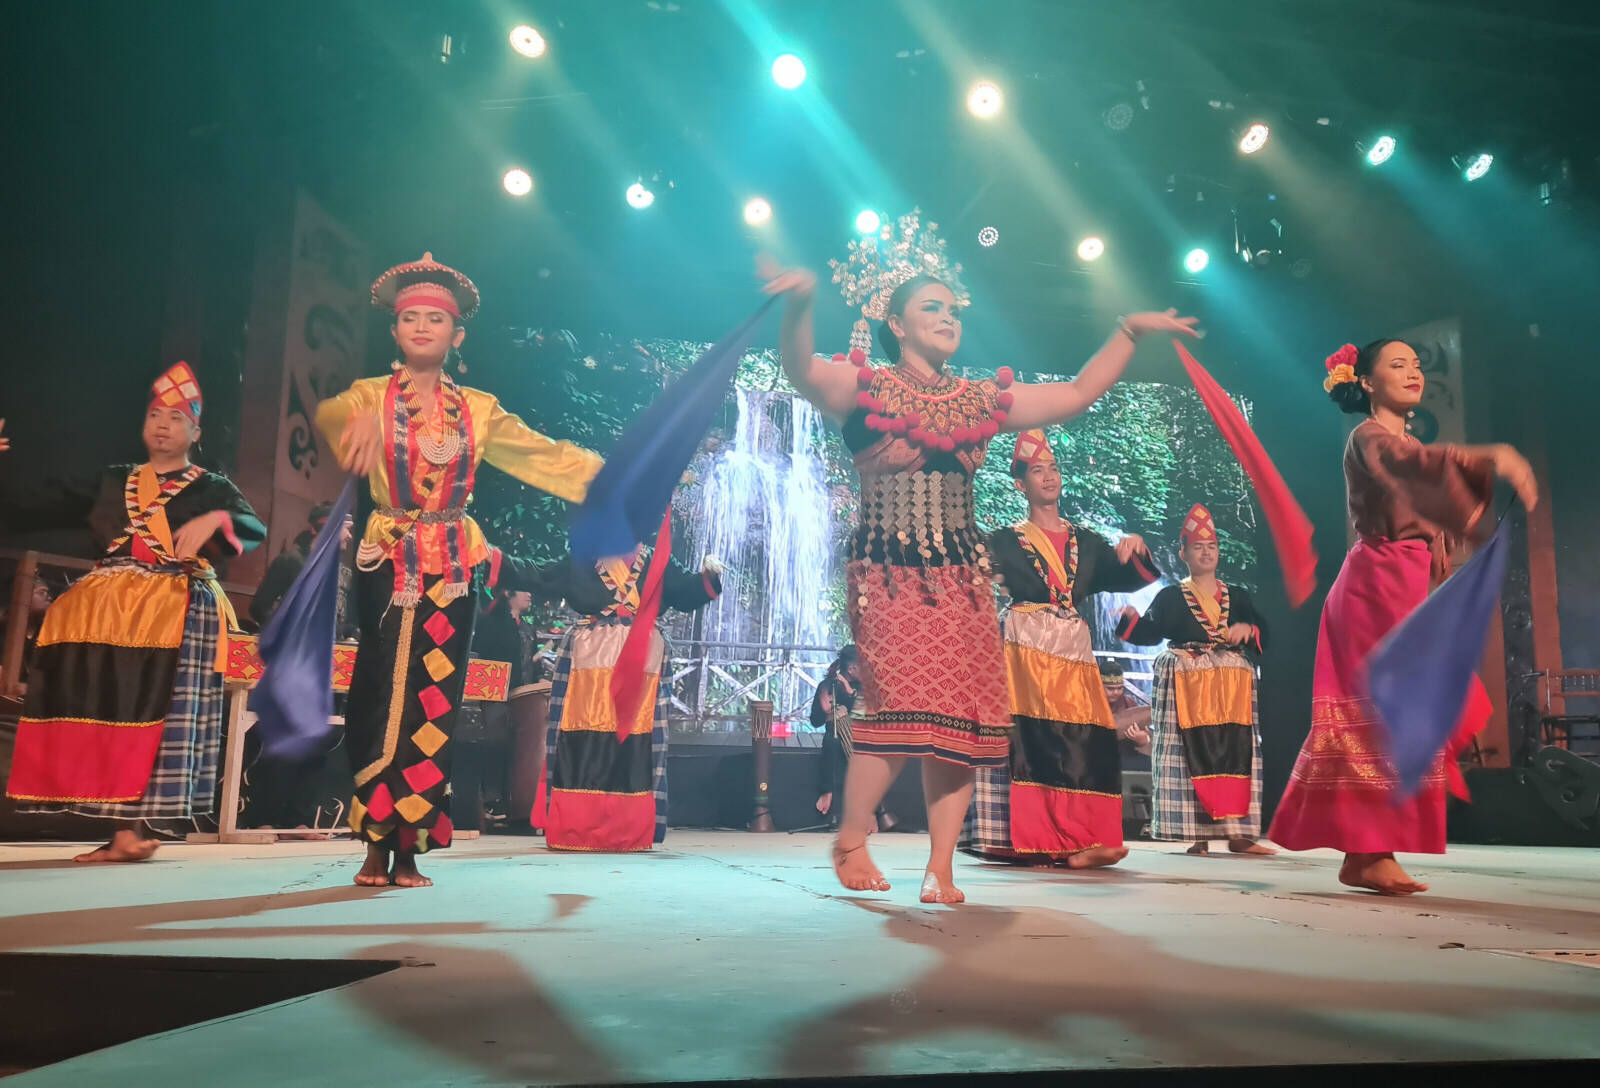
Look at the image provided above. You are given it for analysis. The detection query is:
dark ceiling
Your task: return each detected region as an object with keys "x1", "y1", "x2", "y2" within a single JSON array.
[{"x1": 12, "y1": 1, "x2": 1600, "y2": 356}]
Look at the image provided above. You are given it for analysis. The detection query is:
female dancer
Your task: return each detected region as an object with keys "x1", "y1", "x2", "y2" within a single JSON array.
[
  {"x1": 315, "y1": 253, "x2": 602, "y2": 888},
  {"x1": 1268, "y1": 339, "x2": 1536, "y2": 894},
  {"x1": 1117, "y1": 503, "x2": 1274, "y2": 856},
  {"x1": 968, "y1": 428, "x2": 1158, "y2": 867},
  {"x1": 6, "y1": 363, "x2": 264, "y2": 861},
  {"x1": 764, "y1": 233, "x2": 1197, "y2": 903}
]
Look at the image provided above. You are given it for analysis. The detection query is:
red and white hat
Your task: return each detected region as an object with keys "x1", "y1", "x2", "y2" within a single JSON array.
[
  {"x1": 1010, "y1": 428, "x2": 1057, "y2": 474},
  {"x1": 149, "y1": 361, "x2": 203, "y2": 424},
  {"x1": 1179, "y1": 503, "x2": 1218, "y2": 548},
  {"x1": 370, "y1": 252, "x2": 480, "y2": 320}
]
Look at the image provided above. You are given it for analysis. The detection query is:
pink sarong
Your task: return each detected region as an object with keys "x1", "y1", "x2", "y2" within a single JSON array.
[{"x1": 1269, "y1": 537, "x2": 1488, "y2": 854}]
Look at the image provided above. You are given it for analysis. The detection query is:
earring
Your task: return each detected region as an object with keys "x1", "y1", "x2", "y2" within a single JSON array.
[{"x1": 391, "y1": 359, "x2": 402, "y2": 372}]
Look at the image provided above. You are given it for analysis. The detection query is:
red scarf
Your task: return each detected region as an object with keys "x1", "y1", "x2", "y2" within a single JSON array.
[
  {"x1": 608, "y1": 511, "x2": 674, "y2": 741},
  {"x1": 1174, "y1": 341, "x2": 1317, "y2": 608}
]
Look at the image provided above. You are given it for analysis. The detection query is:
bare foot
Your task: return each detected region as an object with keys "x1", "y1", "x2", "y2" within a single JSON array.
[
  {"x1": 354, "y1": 845, "x2": 392, "y2": 887},
  {"x1": 919, "y1": 870, "x2": 965, "y2": 904},
  {"x1": 1066, "y1": 845, "x2": 1129, "y2": 869},
  {"x1": 831, "y1": 840, "x2": 889, "y2": 892},
  {"x1": 73, "y1": 831, "x2": 160, "y2": 864},
  {"x1": 1228, "y1": 838, "x2": 1276, "y2": 856},
  {"x1": 1339, "y1": 853, "x2": 1428, "y2": 896},
  {"x1": 390, "y1": 855, "x2": 433, "y2": 889},
  {"x1": 1186, "y1": 841, "x2": 1210, "y2": 855}
]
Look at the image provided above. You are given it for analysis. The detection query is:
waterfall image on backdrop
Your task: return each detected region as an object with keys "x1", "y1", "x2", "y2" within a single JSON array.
[{"x1": 671, "y1": 388, "x2": 846, "y2": 728}]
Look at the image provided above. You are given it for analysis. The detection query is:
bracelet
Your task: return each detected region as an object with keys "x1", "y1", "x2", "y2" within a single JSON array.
[{"x1": 1116, "y1": 317, "x2": 1138, "y2": 342}]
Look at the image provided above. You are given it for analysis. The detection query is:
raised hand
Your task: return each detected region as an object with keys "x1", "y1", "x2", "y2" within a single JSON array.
[
  {"x1": 1124, "y1": 309, "x2": 1201, "y2": 340},
  {"x1": 172, "y1": 511, "x2": 226, "y2": 559},
  {"x1": 339, "y1": 412, "x2": 384, "y2": 477},
  {"x1": 758, "y1": 255, "x2": 817, "y2": 303},
  {"x1": 1492, "y1": 445, "x2": 1539, "y2": 511},
  {"x1": 1115, "y1": 534, "x2": 1150, "y2": 564}
]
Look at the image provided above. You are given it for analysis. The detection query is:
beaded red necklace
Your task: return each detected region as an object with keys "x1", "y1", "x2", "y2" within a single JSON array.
[{"x1": 833, "y1": 348, "x2": 1015, "y2": 456}]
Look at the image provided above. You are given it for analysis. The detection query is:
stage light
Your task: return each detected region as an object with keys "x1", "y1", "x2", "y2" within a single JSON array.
[
  {"x1": 978, "y1": 225, "x2": 999, "y2": 247},
  {"x1": 509, "y1": 25, "x2": 546, "y2": 58},
  {"x1": 1462, "y1": 153, "x2": 1494, "y2": 181},
  {"x1": 1184, "y1": 248, "x2": 1210, "y2": 274},
  {"x1": 967, "y1": 81, "x2": 1003, "y2": 119},
  {"x1": 771, "y1": 54, "x2": 806, "y2": 89},
  {"x1": 855, "y1": 209, "x2": 881, "y2": 234},
  {"x1": 1239, "y1": 123, "x2": 1270, "y2": 154},
  {"x1": 502, "y1": 168, "x2": 533, "y2": 196},
  {"x1": 1076, "y1": 236, "x2": 1105, "y2": 261},
  {"x1": 744, "y1": 197, "x2": 773, "y2": 226},
  {"x1": 626, "y1": 182, "x2": 655, "y2": 209},
  {"x1": 1366, "y1": 135, "x2": 1396, "y2": 166}
]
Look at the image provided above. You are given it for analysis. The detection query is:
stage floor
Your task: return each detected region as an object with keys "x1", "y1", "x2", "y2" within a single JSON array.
[{"x1": 2, "y1": 832, "x2": 1598, "y2": 1084}]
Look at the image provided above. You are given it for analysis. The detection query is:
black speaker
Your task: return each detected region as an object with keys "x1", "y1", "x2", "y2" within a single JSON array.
[{"x1": 1447, "y1": 748, "x2": 1600, "y2": 846}]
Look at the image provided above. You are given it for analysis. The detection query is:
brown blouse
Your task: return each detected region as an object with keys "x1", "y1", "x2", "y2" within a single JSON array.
[{"x1": 1344, "y1": 418, "x2": 1493, "y2": 582}]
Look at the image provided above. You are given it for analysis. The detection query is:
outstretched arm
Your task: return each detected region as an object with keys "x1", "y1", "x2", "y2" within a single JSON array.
[
  {"x1": 1116, "y1": 586, "x2": 1177, "y2": 646},
  {"x1": 1004, "y1": 311, "x2": 1201, "y2": 431},
  {"x1": 481, "y1": 398, "x2": 604, "y2": 505},
  {"x1": 761, "y1": 259, "x2": 860, "y2": 422}
]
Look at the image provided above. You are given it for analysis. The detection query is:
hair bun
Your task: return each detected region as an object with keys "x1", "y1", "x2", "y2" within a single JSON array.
[{"x1": 1329, "y1": 379, "x2": 1370, "y2": 415}]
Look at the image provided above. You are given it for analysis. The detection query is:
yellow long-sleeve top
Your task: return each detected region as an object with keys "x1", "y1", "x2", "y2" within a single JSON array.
[{"x1": 315, "y1": 374, "x2": 602, "y2": 603}]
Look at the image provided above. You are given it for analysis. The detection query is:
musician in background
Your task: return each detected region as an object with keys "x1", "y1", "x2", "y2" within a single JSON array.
[
  {"x1": 1101, "y1": 658, "x2": 1152, "y2": 772},
  {"x1": 814, "y1": 645, "x2": 896, "y2": 832}
]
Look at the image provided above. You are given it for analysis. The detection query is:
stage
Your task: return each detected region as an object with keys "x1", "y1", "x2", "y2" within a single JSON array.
[{"x1": 2, "y1": 833, "x2": 1597, "y2": 1084}]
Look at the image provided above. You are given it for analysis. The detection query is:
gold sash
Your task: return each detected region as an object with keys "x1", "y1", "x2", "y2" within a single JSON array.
[{"x1": 1014, "y1": 519, "x2": 1075, "y2": 597}]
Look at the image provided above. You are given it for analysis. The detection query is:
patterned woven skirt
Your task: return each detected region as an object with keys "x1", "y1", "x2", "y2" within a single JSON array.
[
  {"x1": 1149, "y1": 647, "x2": 1262, "y2": 842},
  {"x1": 542, "y1": 615, "x2": 670, "y2": 852},
  {"x1": 961, "y1": 605, "x2": 1121, "y2": 859},
  {"x1": 1268, "y1": 538, "x2": 1487, "y2": 855},
  {"x1": 344, "y1": 562, "x2": 477, "y2": 855},
  {"x1": 846, "y1": 560, "x2": 1011, "y2": 767},
  {"x1": 9, "y1": 562, "x2": 224, "y2": 822}
]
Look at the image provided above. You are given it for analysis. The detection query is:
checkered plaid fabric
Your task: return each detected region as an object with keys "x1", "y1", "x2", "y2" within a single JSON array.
[
  {"x1": 1149, "y1": 648, "x2": 1262, "y2": 841},
  {"x1": 53, "y1": 578, "x2": 223, "y2": 821},
  {"x1": 546, "y1": 615, "x2": 671, "y2": 844},
  {"x1": 959, "y1": 761, "x2": 1013, "y2": 856}
]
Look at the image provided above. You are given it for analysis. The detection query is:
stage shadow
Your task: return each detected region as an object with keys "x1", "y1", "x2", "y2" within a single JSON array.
[
  {"x1": 776, "y1": 898, "x2": 1600, "y2": 1076},
  {"x1": 0, "y1": 889, "x2": 616, "y2": 1083},
  {"x1": 0, "y1": 886, "x2": 585, "y2": 954},
  {"x1": 967, "y1": 860, "x2": 1276, "y2": 894},
  {"x1": 1298, "y1": 892, "x2": 1600, "y2": 937},
  {"x1": 345, "y1": 939, "x2": 624, "y2": 1084}
]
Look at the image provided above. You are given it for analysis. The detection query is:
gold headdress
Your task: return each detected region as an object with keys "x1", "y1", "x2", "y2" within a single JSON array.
[{"x1": 828, "y1": 208, "x2": 969, "y2": 358}]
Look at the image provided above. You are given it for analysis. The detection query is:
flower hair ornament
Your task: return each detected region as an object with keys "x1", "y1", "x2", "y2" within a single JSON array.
[
  {"x1": 829, "y1": 208, "x2": 969, "y2": 360},
  {"x1": 1322, "y1": 342, "x2": 1359, "y2": 393}
]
